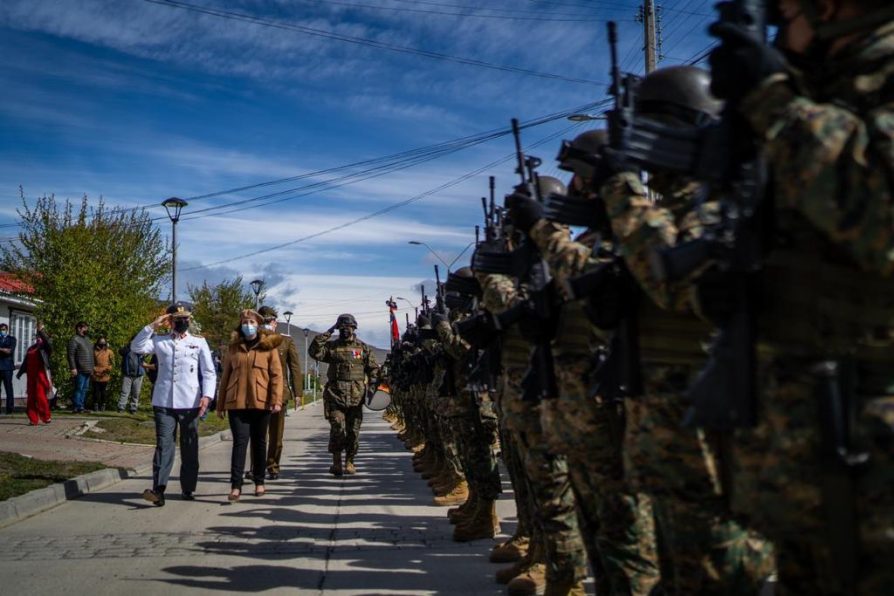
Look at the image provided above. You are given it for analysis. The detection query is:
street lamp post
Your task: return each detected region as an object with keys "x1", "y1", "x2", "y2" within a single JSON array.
[
  {"x1": 408, "y1": 240, "x2": 475, "y2": 272},
  {"x1": 283, "y1": 310, "x2": 294, "y2": 405},
  {"x1": 566, "y1": 113, "x2": 607, "y2": 122},
  {"x1": 394, "y1": 296, "x2": 416, "y2": 310},
  {"x1": 161, "y1": 197, "x2": 188, "y2": 302},
  {"x1": 249, "y1": 279, "x2": 264, "y2": 309},
  {"x1": 302, "y1": 328, "x2": 309, "y2": 394}
]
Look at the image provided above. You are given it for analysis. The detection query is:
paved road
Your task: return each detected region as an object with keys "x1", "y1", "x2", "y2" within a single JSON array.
[{"x1": 0, "y1": 403, "x2": 520, "y2": 595}]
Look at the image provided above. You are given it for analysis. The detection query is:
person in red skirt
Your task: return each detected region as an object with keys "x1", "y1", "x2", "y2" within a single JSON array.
[{"x1": 16, "y1": 322, "x2": 52, "y2": 425}]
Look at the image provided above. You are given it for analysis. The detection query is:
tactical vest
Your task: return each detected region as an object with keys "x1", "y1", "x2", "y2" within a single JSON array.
[
  {"x1": 760, "y1": 210, "x2": 894, "y2": 360},
  {"x1": 501, "y1": 326, "x2": 530, "y2": 371},
  {"x1": 326, "y1": 341, "x2": 369, "y2": 382},
  {"x1": 638, "y1": 298, "x2": 713, "y2": 366}
]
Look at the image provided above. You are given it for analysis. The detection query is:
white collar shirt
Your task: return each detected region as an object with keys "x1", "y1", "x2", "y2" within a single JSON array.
[{"x1": 131, "y1": 325, "x2": 217, "y2": 409}]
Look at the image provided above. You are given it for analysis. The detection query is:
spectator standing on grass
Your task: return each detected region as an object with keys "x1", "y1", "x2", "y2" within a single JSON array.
[
  {"x1": 117, "y1": 335, "x2": 145, "y2": 413},
  {"x1": 17, "y1": 322, "x2": 52, "y2": 425},
  {"x1": 0, "y1": 323, "x2": 16, "y2": 414},
  {"x1": 217, "y1": 309, "x2": 283, "y2": 502},
  {"x1": 67, "y1": 322, "x2": 93, "y2": 413},
  {"x1": 132, "y1": 302, "x2": 215, "y2": 507},
  {"x1": 91, "y1": 337, "x2": 113, "y2": 411}
]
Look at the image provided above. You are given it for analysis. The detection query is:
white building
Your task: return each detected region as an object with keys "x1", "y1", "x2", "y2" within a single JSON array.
[{"x1": 0, "y1": 272, "x2": 37, "y2": 407}]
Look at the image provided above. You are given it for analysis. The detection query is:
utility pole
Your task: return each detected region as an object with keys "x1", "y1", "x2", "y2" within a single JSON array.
[{"x1": 639, "y1": 0, "x2": 659, "y2": 73}]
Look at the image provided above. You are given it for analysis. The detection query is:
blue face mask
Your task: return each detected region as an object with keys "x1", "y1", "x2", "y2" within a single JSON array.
[
  {"x1": 0, "y1": 331, "x2": 6, "y2": 337},
  {"x1": 241, "y1": 324, "x2": 257, "y2": 338}
]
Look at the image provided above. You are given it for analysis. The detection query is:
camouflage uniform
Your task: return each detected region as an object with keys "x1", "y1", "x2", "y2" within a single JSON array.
[
  {"x1": 308, "y1": 330, "x2": 379, "y2": 459},
  {"x1": 528, "y1": 221, "x2": 662, "y2": 595},
  {"x1": 724, "y1": 20, "x2": 894, "y2": 594},
  {"x1": 598, "y1": 172, "x2": 774, "y2": 594},
  {"x1": 479, "y1": 272, "x2": 589, "y2": 588}
]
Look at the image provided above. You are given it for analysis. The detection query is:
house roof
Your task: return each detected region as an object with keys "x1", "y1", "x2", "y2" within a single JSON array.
[{"x1": 0, "y1": 272, "x2": 34, "y2": 295}]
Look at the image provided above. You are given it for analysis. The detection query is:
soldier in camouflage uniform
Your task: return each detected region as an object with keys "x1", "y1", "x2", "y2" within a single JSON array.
[
  {"x1": 704, "y1": 0, "x2": 894, "y2": 592},
  {"x1": 506, "y1": 161, "x2": 661, "y2": 595},
  {"x1": 474, "y1": 175, "x2": 589, "y2": 595},
  {"x1": 592, "y1": 67, "x2": 774, "y2": 594},
  {"x1": 432, "y1": 286, "x2": 503, "y2": 542},
  {"x1": 308, "y1": 313, "x2": 379, "y2": 476}
]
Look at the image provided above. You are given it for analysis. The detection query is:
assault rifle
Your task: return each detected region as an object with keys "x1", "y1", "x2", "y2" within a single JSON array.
[{"x1": 602, "y1": 7, "x2": 767, "y2": 429}]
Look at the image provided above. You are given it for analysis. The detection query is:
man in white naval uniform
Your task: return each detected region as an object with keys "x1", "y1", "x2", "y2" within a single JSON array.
[{"x1": 131, "y1": 302, "x2": 216, "y2": 506}]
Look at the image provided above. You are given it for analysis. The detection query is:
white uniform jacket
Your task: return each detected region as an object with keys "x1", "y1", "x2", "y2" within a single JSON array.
[{"x1": 131, "y1": 325, "x2": 217, "y2": 409}]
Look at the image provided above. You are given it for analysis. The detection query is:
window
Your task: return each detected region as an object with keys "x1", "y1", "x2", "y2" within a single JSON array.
[{"x1": 10, "y1": 311, "x2": 36, "y2": 365}]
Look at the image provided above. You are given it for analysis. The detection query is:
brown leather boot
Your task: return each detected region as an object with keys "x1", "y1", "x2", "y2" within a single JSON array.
[
  {"x1": 344, "y1": 455, "x2": 356, "y2": 475},
  {"x1": 329, "y1": 452, "x2": 343, "y2": 476},
  {"x1": 506, "y1": 563, "x2": 547, "y2": 596},
  {"x1": 452, "y1": 499, "x2": 499, "y2": 541},
  {"x1": 489, "y1": 534, "x2": 530, "y2": 563},
  {"x1": 432, "y1": 480, "x2": 468, "y2": 506},
  {"x1": 543, "y1": 580, "x2": 586, "y2": 596},
  {"x1": 495, "y1": 556, "x2": 533, "y2": 585},
  {"x1": 448, "y1": 486, "x2": 477, "y2": 524}
]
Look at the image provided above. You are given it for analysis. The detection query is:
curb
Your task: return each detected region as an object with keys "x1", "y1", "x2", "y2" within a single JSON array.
[{"x1": 0, "y1": 430, "x2": 231, "y2": 529}]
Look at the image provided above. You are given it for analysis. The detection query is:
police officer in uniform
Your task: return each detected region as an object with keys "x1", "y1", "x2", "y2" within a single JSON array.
[
  {"x1": 257, "y1": 305, "x2": 303, "y2": 480},
  {"x1": 131, "y1": 302, "x2": 216, "y2": 506},
  {"x1": 308, "y1": 313, "x2": 379, "y2": 476}
]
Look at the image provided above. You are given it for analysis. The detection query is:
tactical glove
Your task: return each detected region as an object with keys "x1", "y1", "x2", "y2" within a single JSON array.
[
  {"x1": 505, "y1": 192, "x2": 544, "y2": 232},
  {"x1": 708, "y1": 20, "x2": 787, "y2": 102}
]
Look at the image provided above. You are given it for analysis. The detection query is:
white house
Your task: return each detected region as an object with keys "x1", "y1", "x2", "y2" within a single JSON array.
[{"x1": 0, "y1": 272, "x2": 37, "y2": 407}]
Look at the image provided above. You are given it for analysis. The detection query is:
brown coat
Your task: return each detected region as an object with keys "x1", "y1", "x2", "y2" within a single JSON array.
[
  {"x1": 218, "y1": 329, "x2": 284, "y2": 412},
  {"x1": 92, "y1": 347, "x2": 114, "y2": 383}
]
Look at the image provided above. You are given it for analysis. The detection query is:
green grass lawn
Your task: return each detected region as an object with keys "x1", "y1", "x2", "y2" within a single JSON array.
[
  {"x1": 0, "y1": 452, "x2": 106, "y2": 502},
  {"x1": 80, "y1": 410, "x2": 230, "y2": 444}
]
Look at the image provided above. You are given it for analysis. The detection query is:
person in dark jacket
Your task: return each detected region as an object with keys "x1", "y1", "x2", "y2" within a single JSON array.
[
  {"x1": 67, "y1": 321, "x2": 94, "y2": 413},
  {"x1": 117, "y1": 335, "x2": 145, "y2": 413},
  {"x1": 17, "y1": 322, "x2": 52, "y2": 425},
  {"x1": 0, "y1": 322, "x2": 17, "y2": 414}
]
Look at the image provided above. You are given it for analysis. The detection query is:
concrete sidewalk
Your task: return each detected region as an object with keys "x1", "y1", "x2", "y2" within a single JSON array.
[{"x1": 0, "y1": 403, "x2": 521, "y2": 595}]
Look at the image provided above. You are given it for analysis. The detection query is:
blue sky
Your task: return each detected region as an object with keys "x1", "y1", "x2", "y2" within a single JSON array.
[{"x1": 0, "y1": 0, "x2": 716, "y2": 347}]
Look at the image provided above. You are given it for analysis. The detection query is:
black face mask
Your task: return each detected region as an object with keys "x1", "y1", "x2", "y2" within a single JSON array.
[
  {"x1": 173, "y1": 319, "x2": 190, "y2": 333},
  {"x1": 339, "y1": 327, "x2": 354, "y2": 340}
]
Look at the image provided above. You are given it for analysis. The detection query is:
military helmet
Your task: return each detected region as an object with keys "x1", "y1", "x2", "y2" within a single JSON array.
[
  {"x1": 537, "y1": 175, "x2": 567, "y2": 199},
  {"x1": 636, "y1": 66, "x2": 723, "y2": 125},
  {"x1": 258, "y1": 305, "x2": 277, "y2": 319},
  {"x1": 336, "y1": 313, "x2": 358, "y2": 329},
  {"x1": 557, "y1": 129, "x2": 608, "y2": 178},
  {"x1": 446, "y1": 266, "x2": 481, "y2": 297}
]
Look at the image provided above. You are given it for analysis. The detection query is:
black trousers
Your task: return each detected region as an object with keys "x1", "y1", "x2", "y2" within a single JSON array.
[
  {"x1": 228, "y1": 409, "x2": 271, "y2": 489},
  {"x1": 92, "y1": 380, "x2": 108, "y2": 410},
  {"x1": 0, "y1": 370, "x2": 13, "y2": 413}
]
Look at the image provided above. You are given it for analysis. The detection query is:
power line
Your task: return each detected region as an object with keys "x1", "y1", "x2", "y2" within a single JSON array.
[
  {"x1": 139, "y1": 0, "x2": 605, "y2": 86},
  {"x1": 298, "y1": 0, "x2": 634, "y2": 22},
  {"x1": 182, "y1": 117, "x2": 591, "y2": 271}
]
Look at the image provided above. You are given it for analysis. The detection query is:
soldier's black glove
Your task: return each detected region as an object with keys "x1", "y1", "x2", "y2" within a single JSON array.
[
  {"x1": 327, "y1": 324, "x2": 338, "y2": 333},
  {"x1": 505, "y1": 192, "x2": 543, "y2": 232},
  {"x1": 708, "y1": 20, "x2": 787, "y2": 102},
  {"x1": 590, "y1": 147, "x2": 635, "y2": 192},
  {"x1": 431, "y1": 311, "x2": 449, "y2": 326},
  {"x1": 455, "y1": 312, "x2": 497, "y2": 347}
]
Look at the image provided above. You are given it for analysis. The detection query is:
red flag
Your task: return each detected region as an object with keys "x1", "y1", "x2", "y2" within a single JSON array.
[{"x1": 386, "y1": 298, "x2": 400, "y2": 346}]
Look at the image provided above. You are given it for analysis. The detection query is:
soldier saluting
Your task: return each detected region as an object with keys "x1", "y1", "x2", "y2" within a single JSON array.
[{"x1": 309, "y1": 314, "x2": 379, "y2": 476}]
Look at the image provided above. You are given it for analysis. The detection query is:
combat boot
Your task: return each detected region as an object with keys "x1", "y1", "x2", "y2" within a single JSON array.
[
  {"x1": 329, "y1": 452, "x2": 343, "y2": 476},
  {"x1": 432, "y1": 472, "x2": 463, "y2": 496},
  {"x1": 432, "y1": 479, "x2": 468, "y2": 506},
  {"x1": 543, "y1": 580, "x2": 585, "y2": 596},
  {"x1": 495, "y1": 555, "x2": 533, "y2": 585},
  {"x1": 452, "y1": 499, "x2": 499, "y2": 542},
  {"x1": 420, "y1": 454, "x2": 444, "y2": 479},
  {"x1": 448, "y1": 486, "x2": 477, "y2": 524},
  {"x1": 489, "y1": 534, "x2": 530, "y2": 563},
  {"x1": 506, "y1": 562, "x2": 547, "y2": 596},
  {"x1": 344, "y1": 456, "x2": 356, "y2": 475}
]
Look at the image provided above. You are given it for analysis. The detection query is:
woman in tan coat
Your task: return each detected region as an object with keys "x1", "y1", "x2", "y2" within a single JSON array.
[
  {"x1": 91, "y1": 337, "x2": 114, "y2": 411},
  {"x1": 217, "y1": 309, "x2": 283, "y2": 501}
]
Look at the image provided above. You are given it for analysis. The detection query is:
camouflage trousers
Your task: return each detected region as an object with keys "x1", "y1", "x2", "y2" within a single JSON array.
[
  {"x1": 543, "y1": 354, "x2": 661, "y2": 595},
  {"x1": 730, "y1": 353, "x2": 894, "y2": 595},
  {"x1": 501, "y1": 367, "x2": 589, "y2": 585},
  {"x1": 324, "y1": 400, "x2": 363, "y2": 458},
  {"x1": 495, "y1": 381, "x2": 535, "y2": 541},
  {"x1": 456, "y1": 407, "x2": 502, "y2": 501},
  {"x1": 626, "y1": 364, "x2": 775, "y2": 595}
]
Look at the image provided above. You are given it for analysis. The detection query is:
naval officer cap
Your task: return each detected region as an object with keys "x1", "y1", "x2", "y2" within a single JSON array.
[{"x1": 166, "y1": 301, "x2": 194, "y2": 317}]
